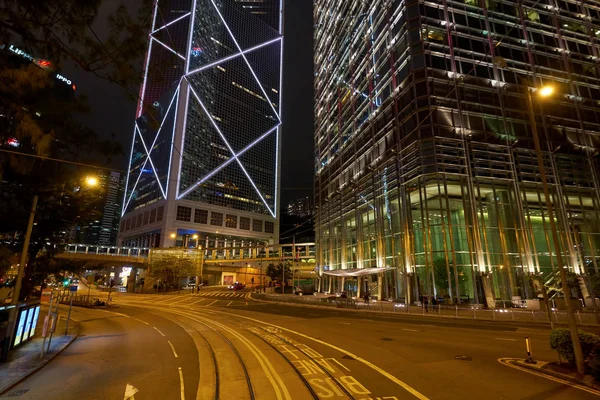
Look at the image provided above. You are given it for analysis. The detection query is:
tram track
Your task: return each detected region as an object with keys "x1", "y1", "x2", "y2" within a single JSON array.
[{"x1": 166, "y1": 305, "x2": 356, "y2": 399}]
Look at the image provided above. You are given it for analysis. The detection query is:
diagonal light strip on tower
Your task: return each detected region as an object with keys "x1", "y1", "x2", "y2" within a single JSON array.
[
  {"x1": 151, "y1": 12, "x2": 191, "y2": 34},
  {"x1": 151, "y1": 37, "x2": 186, "y2": 60},
  {"x1": 177, "y1": 123, "x2": 280, "y2": 199},
  {"x1": 135, "y1": 124, "x2": 167, "y2": 199},
  {"x1": 209, "y1": 0, "x2": 281, "y2": 122},
  {"x1": 186, "y1": 37, "x2": 282, "y2": 77},
  {"x1": 122, "y1": 124, "x2": 138, "y2": 216},
  {"x1": 185, "y1": 84, "x2": 275, "y2": 216},
  {"x1": 124, "y1": 87, "x2": 179, "y2": 211}
]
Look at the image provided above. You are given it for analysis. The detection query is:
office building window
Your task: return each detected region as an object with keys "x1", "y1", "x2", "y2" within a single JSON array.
[
  {"x1": 143, "y1": 211, "x2": 149, "y2": 225},
  {"x1": 136, "y1": 214, "x2": 143, "y2": 228},
  {"x1": 194, "y1": 209, "x2": 208, "y2": 224},
  {"x1": 176, "y1": 206, "x2": 192, "y2": 221},
  {"x1": 240, "y1": 217, "x2": 251, "y2": 230},
  {"x1": 150, "y1": 208, "x2": 157, "y2": 223},
  {"x1": 210, "y1": 212, "x2": 223, "y2": 226},
  {"x1": 225, "y1": 214, "x2": 237, "y2": 228},
  {"x1": 252, "y1": 219, "x2": 263, "y2": 232},
  {"x1": 157, "y1": 206, "x2": 164, "y2": 221},
  {"x1": 265, "y1": 221, "x2": 274, "y2": 233}
]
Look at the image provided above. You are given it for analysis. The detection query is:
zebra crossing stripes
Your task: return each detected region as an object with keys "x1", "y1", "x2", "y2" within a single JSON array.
[{"x1": 194, "y1": 291, "x2": 245, "y2": 298}]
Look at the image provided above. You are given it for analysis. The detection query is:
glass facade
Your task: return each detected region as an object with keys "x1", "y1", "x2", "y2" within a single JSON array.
[
  {"x1": 314, "y1": 0, "x2": 600, "y2": 305},
  {"x1": 120, "y1": 0, "x2": 282, "y2": 248}
]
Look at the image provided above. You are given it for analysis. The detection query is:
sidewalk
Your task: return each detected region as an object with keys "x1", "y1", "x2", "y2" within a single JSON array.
[
  {"x1": 251, "y1": 292, "x2": 600, "y2": 327},
  {"x1": 0, "y1": 309, "x2": 79, "y2": 395}
]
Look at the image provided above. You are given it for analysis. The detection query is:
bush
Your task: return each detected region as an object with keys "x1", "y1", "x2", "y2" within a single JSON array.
[
  {"x1": 588, "y1": 346, "x2": 600, "y2": 381},
  {"x1": 550, "y1": 328, "x2": 600, "y2": 365}
]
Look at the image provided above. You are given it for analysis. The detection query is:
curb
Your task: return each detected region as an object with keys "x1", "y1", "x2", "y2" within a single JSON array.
[
  {"x1": 247, "y1": 293, "x2": 568, "y2": 327},
  {"x1": 0, "y1": 324, "x2": 79, "y2": 395},
  {"x1": 499, "y1": 357, "x2": 600, "y2": 395}
]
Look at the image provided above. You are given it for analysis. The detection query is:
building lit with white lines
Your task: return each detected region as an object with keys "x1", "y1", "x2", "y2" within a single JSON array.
[
  {"x1": 118, "y1": 0, "x2": 283, "y2": 249},
  {"x1": 314, "y1": 0, "x2": 600, "y2": 305}
]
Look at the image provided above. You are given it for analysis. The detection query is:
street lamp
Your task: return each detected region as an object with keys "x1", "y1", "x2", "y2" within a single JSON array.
[
  {"x1": 85, "y1": 176, "x2": 98, "y2": 187},
  {"x1": 525, "y1": 82, "x2": 585, "y2": 375},
  {"x1": 2, "y1": 174, "x2": 99, "y2": 361}
]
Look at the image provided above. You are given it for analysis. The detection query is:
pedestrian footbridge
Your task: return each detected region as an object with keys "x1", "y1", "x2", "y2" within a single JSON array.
[{"x1": 56, "y1": 242, "x2": 316, "y2": 268}]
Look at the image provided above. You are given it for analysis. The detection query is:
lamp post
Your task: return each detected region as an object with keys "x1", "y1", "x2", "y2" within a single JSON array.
[
  {"x1": 3, "y1": 175, "x2": 98, "y2": 361},
  {"x1": 525, "y1": 83, "x2": 585, "y2": 375}
]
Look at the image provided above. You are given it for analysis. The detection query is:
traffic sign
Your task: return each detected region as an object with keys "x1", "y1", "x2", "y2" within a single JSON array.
[{"x1": 70, "y1": 285, "x2": 77, "y2": 292}]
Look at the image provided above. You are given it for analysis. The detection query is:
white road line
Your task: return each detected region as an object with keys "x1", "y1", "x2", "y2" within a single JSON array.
[
  {"x1": 495, "y1": 338, "x2": 517, "y2": 342},
  {"x1": 402, "y1": 328, "x2": 418, "y2": 332},
  {"x1": 339, "y1": 322, "x2": 351, "y2": 325},
  {"x1": 134, "y1": 318, "x2": 149, "y2": 325},
  {"x1": 206, "y1": 300, "x2": 217, "y2": 306},
  {"x1": 189, "y1": 299, "x2": 205, "y2": 305},
  {"x1": 178, "y1": 367, "x2": 186, "y2": 400},
  {"x1": 153, "y1": 327, "x2": 166, "y2": 336},
  {"x1": 227, "y1": 301, "x2": 232, "y2": 306},
  {"x1": 168, "y1": 340, "x2": 179, "y2": 358}
]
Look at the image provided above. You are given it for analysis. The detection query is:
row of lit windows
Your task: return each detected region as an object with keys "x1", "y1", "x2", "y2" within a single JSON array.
[
  {"x1": 175, "y1": 205, "x2": 274, "y2": 233},
  {"x1": 120, "y1": 205, "x2": 165, "y2": 232}
]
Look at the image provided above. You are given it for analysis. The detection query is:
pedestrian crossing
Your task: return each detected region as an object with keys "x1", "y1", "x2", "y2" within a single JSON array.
[{"x1": 193, "y1": 291, "x2": 247, "y2": 298}]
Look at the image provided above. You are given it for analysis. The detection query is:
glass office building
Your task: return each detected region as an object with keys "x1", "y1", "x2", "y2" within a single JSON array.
[
  {"x1": 314, "y1": 0, "x2": 600, "y2": 306},
  {"x1": 118, "y1": 0, "x2": 283, "y2": 249}
]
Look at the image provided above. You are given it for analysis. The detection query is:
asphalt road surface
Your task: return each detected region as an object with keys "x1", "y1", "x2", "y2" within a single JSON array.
[{"x1": 8, "y1": 288, "x2": 600, "y2": 400}]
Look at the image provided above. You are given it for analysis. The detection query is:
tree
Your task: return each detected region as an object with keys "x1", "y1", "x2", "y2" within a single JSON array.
[
  {"x1": 0, "y1": 246, "x2": 17, "y2": 279},
  {"x1": 150, "y1": 255, "x2": 195, "y2": 292},
  {"x1": 432, "y1": 257, "x2": 465, "y2": 299},
  {"x1": 266, "y1": 262, "x2": 291, "y2": 287}
]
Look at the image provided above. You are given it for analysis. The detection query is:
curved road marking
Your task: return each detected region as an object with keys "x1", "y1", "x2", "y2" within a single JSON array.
[
  {"x1": 118, "y1": 300, "x2": 429, "y2": 399},
  {"x1": 174, "y1": 305, "x2": 429, "y2": 400},
  {"x1": 498, "y1": 358, "x2": 600, "y2": 396},
  {"x1": 168, "y1": 340, "x2": 179, "y2": 358},
  {"x1": 168, "y1": 309, "x2": 289, "y2": 400},
  {"x1": 178, "y1": 367, "x2": 185, "y2": 400},
  {"x1": 154, "y1": 326, "x2": 166, "y2": 336}
]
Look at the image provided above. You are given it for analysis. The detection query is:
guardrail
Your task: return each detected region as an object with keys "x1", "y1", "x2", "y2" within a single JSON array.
[{"x1": 251, "y1": 293, "x2": 600, "y2": 325}]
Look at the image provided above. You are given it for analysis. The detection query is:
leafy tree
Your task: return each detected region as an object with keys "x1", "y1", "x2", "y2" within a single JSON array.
[
  {"x1": 266, "y1": 262, "x2": 291, "y2": 285},
  {"x1": 432, "y1": 257, "x2": 465, "y2": 297},
  {"x1": 0, "y1": 245, "x2": 17, "y2": 278},
  {"x1": 150, "y1": 255, "x2": 195, "y2": 292}
]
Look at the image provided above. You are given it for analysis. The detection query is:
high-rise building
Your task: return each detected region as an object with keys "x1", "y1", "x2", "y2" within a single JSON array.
[
  {"x1": 118, "y1": 0, "x2": 283, "y2": 249},
  {"x1": 286, "y1": 196, "x2": 313, "y2": 218},
  {"x1": 79, "y1": 171, "x2": 125, "y2": 246},
  {"x1": 314, "y1": 1, "x2": 600, "y2": 305}
]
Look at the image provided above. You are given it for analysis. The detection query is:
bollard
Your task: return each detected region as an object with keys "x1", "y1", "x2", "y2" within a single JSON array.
[
  {"x1": 511, "y1": 310, "x2": 515, "y2": 321},
  {"x1": 577, "y1": 310, "x2": 582, "y2": 324},
  {"x1": 524, "y1": 337, "x2": 537, "y2": 364},
  {"x1": 532, "y1": 310, "x2": 535, "y2": 321},
  {"x1": 407, "y1": 304, "x2": 410, "y2": 314},
  {"x1": 438, "y1": 304, "x2": 441, "y2": 315},
  {"x1": 492, "y1": 309, "x2": 496, "y2": 320},
  {"x1": 473, "y1": 308, "x2": 476, "y2": 319},
  {"x1": 455, "y1": 305, "x2": 458, "y2": 318}
]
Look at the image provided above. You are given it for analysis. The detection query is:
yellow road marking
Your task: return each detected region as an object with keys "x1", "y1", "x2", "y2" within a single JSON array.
[
  {"x1": 498, "y1": 358, "x2": 600, "y2": 396},
  {"x1": 167, "y1": 309, "x2": 289, "y2": 400},
  {"x1": 190, "y1": 308, "x2": 429, "y2": 400}
]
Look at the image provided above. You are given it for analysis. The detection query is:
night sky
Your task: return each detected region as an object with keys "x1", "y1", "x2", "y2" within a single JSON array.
[{"x1": 63, "y1": 1, "x2": 314, "y2": 209}]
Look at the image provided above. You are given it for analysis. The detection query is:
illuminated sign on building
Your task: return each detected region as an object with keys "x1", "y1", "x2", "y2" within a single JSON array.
[
  {"x1": 56, "y1": 74, "x2": 72, "y2": 85},
  {"x1": 8, "y1": 44, "x2": 34, "y2": 61},
  {"x1": 190, "y1": 47, "x2": 203, "y2": 57},
  {"x1": 3, "y1": 44, "x2": 74, "y2": 90}
]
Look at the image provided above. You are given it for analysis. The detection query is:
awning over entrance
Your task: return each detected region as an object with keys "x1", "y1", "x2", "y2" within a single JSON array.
[{"x1": 322, "y1": 267, "x2": 395, "y2": 277}]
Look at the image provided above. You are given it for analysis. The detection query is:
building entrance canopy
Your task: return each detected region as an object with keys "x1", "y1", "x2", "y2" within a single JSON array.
[{"x1": 322, "y1": 267, "x2": 395, "y2": 277}]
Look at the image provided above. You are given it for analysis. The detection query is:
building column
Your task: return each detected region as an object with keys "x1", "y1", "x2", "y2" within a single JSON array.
[
  {"x1": 357, "y1": 276, "x2": 362, "y2": 299},
  {"x1": 378, "y1": 273, "x2": 383, "y2": 301}
]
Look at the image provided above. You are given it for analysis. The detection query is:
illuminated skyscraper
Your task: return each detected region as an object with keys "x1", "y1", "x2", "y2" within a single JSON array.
[
  {"x1": 314, "y1": 1, "x2": 600, "y2": 306},
  {"x1": 118, "y1": 0, "x2": 283, "y2": 249}
]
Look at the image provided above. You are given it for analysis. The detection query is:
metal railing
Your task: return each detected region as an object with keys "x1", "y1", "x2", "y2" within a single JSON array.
[{"x1": 251, "y1": 293, "x2": 600, "y2": 325}]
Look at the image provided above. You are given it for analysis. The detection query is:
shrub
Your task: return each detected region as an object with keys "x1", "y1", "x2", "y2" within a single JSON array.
[
  {"x1": 588, "y1": 346, "x2": 600, "y2": 381},
  {"x1": 550, "y1": 328, "x2": 600, "y2": 365}
]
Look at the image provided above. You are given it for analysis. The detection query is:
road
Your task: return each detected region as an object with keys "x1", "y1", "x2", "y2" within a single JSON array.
[{"x1": 8, "y1": 287, "x2": 600, "y2": 399}]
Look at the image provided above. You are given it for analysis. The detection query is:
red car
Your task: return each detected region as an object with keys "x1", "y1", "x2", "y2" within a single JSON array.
[{"x1": 228, "y1": 282, "x2": 245, "y2": 290}]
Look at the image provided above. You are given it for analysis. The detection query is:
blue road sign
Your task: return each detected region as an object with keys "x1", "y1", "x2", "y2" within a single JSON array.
[{"x1": 70, "y1": 285, "x2": 77, "y2": 292}]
